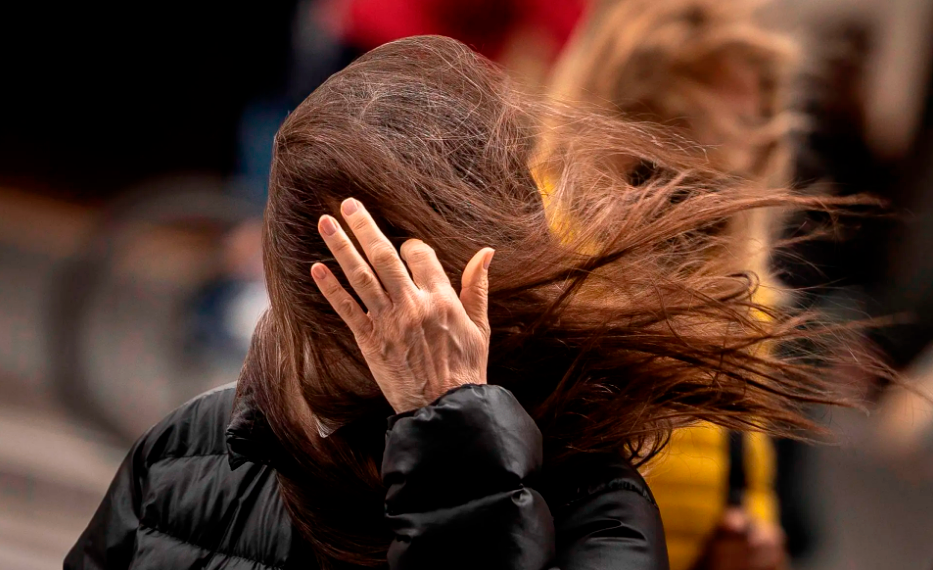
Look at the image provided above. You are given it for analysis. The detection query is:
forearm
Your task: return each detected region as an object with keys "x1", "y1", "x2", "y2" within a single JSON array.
[
  {"x1": 382, "y1": 384, "x2": 556, "y2": 570},
  {"x1": 381, "y1": 383, "x2": 669, "y2": 570}
]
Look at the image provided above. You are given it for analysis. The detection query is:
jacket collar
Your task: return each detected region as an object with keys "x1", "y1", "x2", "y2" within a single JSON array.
[{"x1": 225, "y1": 377, "x2": 283, "y2": 470}]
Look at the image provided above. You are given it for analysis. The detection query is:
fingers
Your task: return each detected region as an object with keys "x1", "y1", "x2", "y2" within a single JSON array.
[
  {"x1": 720, "y1": 507, "x2": 751, "y2": 535},
  {"x1": 400, "y1": 239, "x2": 450, "y2": 291},
  {"x1": 318, "y1": 214, "x2": 390, "y2": 312},
  {"x1": 340, "y1": 199, "x2": 415, "y2": 299},
  {"x1": 460, "y1": 248, "x2": 494, "y2": 336},
  {"x1": 310, "y1": 262, "x2": 373, "y2": 337},
  {"x1": 319, "y1": 199, "x2": 493, "y2": 340}
]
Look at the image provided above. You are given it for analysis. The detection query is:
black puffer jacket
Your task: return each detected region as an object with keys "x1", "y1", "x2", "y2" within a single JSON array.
[{"x1": 65, "y1": 383, "x2": 668, "y2": 570}]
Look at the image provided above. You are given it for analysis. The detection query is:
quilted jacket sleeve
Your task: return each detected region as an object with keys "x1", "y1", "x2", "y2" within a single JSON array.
[
  {"x1": 381, "y1": 384, "x2": 669, "y2": 570},
  {"x1": 63, "y1": 438, "x2": 145, "y2": 570},
  {"x1": 546, "y1": 454, "x2": 670, "y2": 570}
]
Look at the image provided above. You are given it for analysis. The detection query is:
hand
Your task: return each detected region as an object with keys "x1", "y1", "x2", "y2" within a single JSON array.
[
  {"x1": 694, "y1": 508, "x2": 787, "y2": 570},
  {"x1": 310, "y1": 198, "x2": 495, "y2": 413}
]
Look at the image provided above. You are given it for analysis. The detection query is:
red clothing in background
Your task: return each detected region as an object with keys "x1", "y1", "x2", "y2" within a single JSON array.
[{"x1": 330, "y1": 0, "x2": 585, "y2": 61}]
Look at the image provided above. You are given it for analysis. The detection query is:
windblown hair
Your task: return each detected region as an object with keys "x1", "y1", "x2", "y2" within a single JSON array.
[
  {"x1": 240, "y1": 35, "x2": 884, "y2": 568},
  {"x1": 546, "y1": 0, "x2": 801, "y2": 300}
]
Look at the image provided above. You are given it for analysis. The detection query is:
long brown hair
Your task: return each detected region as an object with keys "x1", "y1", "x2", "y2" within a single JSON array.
[{"x1": 240, "y1": 35, "x2": 885, "y2": 568}]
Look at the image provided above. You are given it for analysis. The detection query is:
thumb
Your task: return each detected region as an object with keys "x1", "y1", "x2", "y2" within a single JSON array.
[{"x1": 460, "y1": 248, "x2": 494, "y2": 335}]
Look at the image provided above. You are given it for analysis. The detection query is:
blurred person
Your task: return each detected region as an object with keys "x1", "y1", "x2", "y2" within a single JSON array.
[
  {"x1": 544, "y1": 1, "x2": 811, "y2": 568},
  {"x1": 66, "y1": 36, "x2": 886, "y2": 570},
  {"x1": 870, "y1": 58, "x2": 933, "y2": 465},
  {"x1": 873, "y1": 346, "x2": 933, "y2": 464},
  {"x1": 785, "y1": 13, "x2": 933, "y2": 460}
]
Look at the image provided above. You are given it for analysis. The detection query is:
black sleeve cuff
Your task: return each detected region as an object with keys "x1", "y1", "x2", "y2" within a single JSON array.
[
  {"x1": 382, "y1": 384, "x2": 554, "y2": 570},
  {"x1": 383, "y1": 384, "x2": 544, "y2": 512}
]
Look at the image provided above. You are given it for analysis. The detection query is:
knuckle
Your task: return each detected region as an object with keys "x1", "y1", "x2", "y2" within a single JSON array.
[
  {"x1": 355, "y1": 327, "x2": 377, "y2": 348},
  {"x1": 405, "y1": 295, "x2": 428, "y2": 321},
  {"x1": 350, "y1": 215, "x2": 370, "y2": 232},
  {"x1": 400, "y1": 238, "x2": 421, "y2": 258},
  {"x1": 409, "y1": 249, "x2": 430, "y2": 264},
  {"x1": 478, "y1": 321, "x2": 492, "y2": 338},
  {"x1": 352, "y1": 267, "x2": 376, "y2": 288},
  {"x1": 337, "y1": 297, "x2": 358, "y2": 318},
  {"x1": 331, "y1": 238, "x2": 353, "y2": 255},
  {"x1": 370, "y1": 244, "x2": 398, "y2": 267},
  {"x1": 411, "y1": 247, "x2": 437, "y2": 267},
  {"x1": 394, "y1": 287, "x2": 419, "y2": 307},
  {"x1": 463, "y1": 277, "x2": 489, "y2": 294},
  {"x1": 324, "y1": 280, "x2": 344, "y2": 296}
]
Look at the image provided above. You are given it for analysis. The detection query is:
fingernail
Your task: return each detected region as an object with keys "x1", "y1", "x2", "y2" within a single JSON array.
[
  {"x1": 483, "y1": 249, "x2": 495, "y2": 270},
  {"x1": 319, "y1": 216, "x2": 337, "y2": 236},
  {"x1": 312, "y1": 264, "x2": 327, "y2": 279},
  {"x1": 342, "y1": 198, "x2": 359, "y2": 216}
]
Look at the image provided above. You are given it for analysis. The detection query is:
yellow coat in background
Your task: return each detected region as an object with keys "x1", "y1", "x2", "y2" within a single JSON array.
[
  {"x1": 648, "y1": 278, "x2": 782, "y2": 570},
  {"x1": 645, "y1": 426, "x2": 778, "y2": 570}
]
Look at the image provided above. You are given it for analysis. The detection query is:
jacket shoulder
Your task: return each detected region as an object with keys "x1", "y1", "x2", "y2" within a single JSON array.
[
  {"x1": 545, "y1": 453, "x2": 669, "y2": 570},
  {"x1": 65, "y1": 383, "x2": 316, "y2": 570},
  {"x1": 135, "y1": 382, "x2": 238, "y2": 465},
  {"x1": 134, "y1": 383, "x2": 312, "y2": 568}
]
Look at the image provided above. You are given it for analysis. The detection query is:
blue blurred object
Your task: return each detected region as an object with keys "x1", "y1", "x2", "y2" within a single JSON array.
[
  {"x1": 186, "y1": 0, "x2": 361, "y2": 366},
  {"x1": 231, "y1": 97, "x2": 293, "y2": 208}
]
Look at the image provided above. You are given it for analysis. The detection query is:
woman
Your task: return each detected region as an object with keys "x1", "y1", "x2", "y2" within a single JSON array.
[{"x1": 67, "y1": 36, "x2": 881, "y2": 570}]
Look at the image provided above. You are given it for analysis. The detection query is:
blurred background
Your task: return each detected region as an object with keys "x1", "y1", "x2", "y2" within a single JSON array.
[{"x1": 2, "y1": 1, "x2": 933, "y2": 568}]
